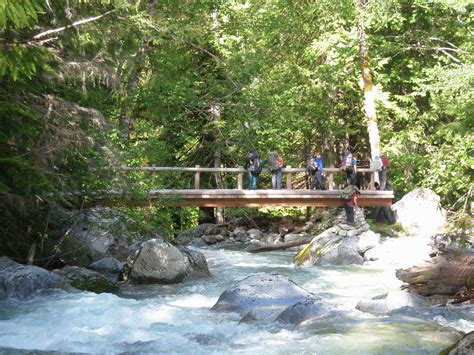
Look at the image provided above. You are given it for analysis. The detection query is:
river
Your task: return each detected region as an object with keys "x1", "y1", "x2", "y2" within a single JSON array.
[{"x1": 0, "y1": 247, "x2": 472, "y2": 354}]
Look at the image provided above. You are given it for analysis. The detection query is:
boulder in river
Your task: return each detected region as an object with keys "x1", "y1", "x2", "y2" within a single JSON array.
[
  {"x1": 0, "y1": 257, "x2": 64, "y2": 299},
  {"x1": 127, "y1": 240, "x2": 210, "y2": 284},
  {"x1": 356, "y1": 290, "x2": 428, "y2": 315},
  {"x1": 275, "y1": 299, "x2": 328, "y2": 324},
  {"x1": 129, "y1": 239, "x2": 187, "y2": 284},
  {"x1": 211, "y1": 273, "x2": 317, "y2": 321},
  {"x1": 178, "y1": 246, "x2": 211, "y2": 278},
  {"x1": 53, "y1": 266, "x2": 118, "y2": 293}
]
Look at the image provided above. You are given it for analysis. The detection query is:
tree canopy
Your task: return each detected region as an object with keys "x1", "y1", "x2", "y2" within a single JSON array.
[{"x1": 1, "y1": 0, "x2": 472, "y2": 253}]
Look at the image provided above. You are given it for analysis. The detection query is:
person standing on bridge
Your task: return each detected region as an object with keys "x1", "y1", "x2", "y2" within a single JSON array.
[
  {"x1": 268, "y1": 148, "x2": 284, "y2": 189},
  {"x1": 245, "y1": 151, "x2": 262, "y2": 190},
  {"x1": 341, "y1": 148, "x2": 357, "y2": 186},
  {"x1": 312, "y1": 151, "x2": 326, "y2": 190}
]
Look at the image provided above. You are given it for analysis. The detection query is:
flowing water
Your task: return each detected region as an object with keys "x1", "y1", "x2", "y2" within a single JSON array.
[{"x1": 0, "y1": 247, "x2": 472, "y2": 354}]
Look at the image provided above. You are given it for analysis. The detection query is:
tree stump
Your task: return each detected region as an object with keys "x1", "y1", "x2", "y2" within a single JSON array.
[{"x1": 396, "y1": 252, "x2": 474, "y2": 297}]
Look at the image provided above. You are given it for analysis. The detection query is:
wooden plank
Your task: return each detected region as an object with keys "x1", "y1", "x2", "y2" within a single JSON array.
[
  {"x1": 83, "y1": 188, "x2": 393, "y2": 208},
  {"x1": 93, "y1": 197, "x2": 393, "y2": 208}
]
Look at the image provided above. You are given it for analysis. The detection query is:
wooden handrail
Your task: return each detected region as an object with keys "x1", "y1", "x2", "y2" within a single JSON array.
[
  {"x1": 116, "y1": 166, "x2": 378, "y2": 173},
  {"x1": 116, "y1": 166, "x2": 380, "y2": 191}
]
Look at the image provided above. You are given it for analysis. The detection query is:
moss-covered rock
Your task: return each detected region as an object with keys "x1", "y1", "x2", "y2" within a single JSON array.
[
  {"x1": 70, "y1": 277, "x2": 118, "y2": 293},
  {"x1": 53, "y1": 266, "x2": 118, "y2": 293}
]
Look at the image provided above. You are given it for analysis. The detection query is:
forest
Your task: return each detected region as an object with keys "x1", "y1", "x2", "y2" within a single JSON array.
[{"x1": 0, "y1": 0, "x2": 472, "y2": 256}]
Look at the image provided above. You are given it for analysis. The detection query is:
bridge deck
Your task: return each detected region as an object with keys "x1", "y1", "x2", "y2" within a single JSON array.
[{"x1": 91, "y1": 189, "x2": 393, "y2": 207}]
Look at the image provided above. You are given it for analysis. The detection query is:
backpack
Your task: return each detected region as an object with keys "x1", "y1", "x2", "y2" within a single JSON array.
[
  {"x1": 247, "y1": 154, "x2": 262, "y2": 175},
  {"x1": 341, "y1": 185, "x2": 360, "y2": 200},
  {"x1": 268, "y1": 152, "x2": 282, "y2": 172},
  {"x1": 343, "y1": 152, "x2": 354, "y2": 167},
  {"x1": 381, "y1": 154, "x2": 390, "y2": 169},
  {"x1": 306, "y1": 154, "x2": 318, "y2": 172},
  {"x1": 253, "y1": 158, "x2": 263, "y2": 175}
]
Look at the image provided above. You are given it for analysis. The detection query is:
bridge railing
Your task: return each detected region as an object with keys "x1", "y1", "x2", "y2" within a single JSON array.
[{"x1": 116, "y1": 166, "x2": 379, "y2": 190}]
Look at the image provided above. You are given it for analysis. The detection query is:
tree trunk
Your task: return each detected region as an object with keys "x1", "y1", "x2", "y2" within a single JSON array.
[
  {"x1": 210, "y1": 102, "x2": 225, "y2": 224},
  {"x1": 396, "y1": 253, "x2": 474, "y2": 296},
  {"x1": 357, "y1": 7, "x2": 381, "y2": 162},
  {"x1": 248, "y1": 236, "x2": 313, "y2": 253}
]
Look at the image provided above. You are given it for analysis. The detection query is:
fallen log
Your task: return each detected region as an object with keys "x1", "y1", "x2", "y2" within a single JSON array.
[
  {"x1": 396, "y1": 252, "x2": 474, "y2": 296},
  {"x1": 248, "y1": 236, "x2": 313, "y2": 253}
]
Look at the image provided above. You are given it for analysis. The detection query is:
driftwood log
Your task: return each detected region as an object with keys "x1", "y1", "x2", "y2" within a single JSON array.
[
  {"x1": 396, "y1": 252, "x2": 474, "y2": 296},
  {"x1": 248, "y1": 236, "x2": 313, "y2": 253}
]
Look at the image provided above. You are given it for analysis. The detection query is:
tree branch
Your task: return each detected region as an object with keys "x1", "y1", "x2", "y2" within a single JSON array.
[{"x1": 27, "y1": 10, "x2": 115, "y2": 43}]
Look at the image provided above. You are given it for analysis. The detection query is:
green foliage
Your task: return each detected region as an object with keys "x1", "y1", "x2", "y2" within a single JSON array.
[
  {"x1": 0, "y1": 0, "x2": 473, "y2": 259},
  {"x1": 366, "y1": 219, "x2": 408, "y2": 238}
]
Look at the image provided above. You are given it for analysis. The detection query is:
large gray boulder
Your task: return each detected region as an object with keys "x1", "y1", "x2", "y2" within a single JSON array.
[
  {"x1": 392, "y1": 188, "x2": 446, "y2": 236},
  {"x1": 211, "y1": 273, "x2": 317, "y2": 321},
  {"x1": 129, "y1": 240, "x2": 187, "y2": 284},
  {"x1": 315, "y1": 236, "x2": 364, "y2": 266},
  {"x1": 178, "y1": 246, "x2": 211, "y2": 278},
  {"x1": 0, "y1": 257, "x2": 63, "y2": 299},
  {"x1": 56, "y1": 208, "x2": 138, "y2": 266}
]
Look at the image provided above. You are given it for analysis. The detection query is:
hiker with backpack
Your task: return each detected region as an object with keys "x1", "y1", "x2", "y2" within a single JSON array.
[
  {"x1": 340, "y1": 148, "x2": 357, "y2": 186},
  {"x1": 268, "y1": 149, "x2": 284, "y2": 189},
  {"x1": 306, "y1": 151, "x2": 326, "y2": 190},
  {"x1": 341, "y1": 185, "x2": 361, "y2": 224},
  {"x1": 245, "y1": 151, "x2": 263, "y2": 190}
]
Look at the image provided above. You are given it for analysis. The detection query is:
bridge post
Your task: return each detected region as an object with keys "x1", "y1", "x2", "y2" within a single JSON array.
[
  {"x1": 369, "y1": 171, "x2": 375, "y2": 190},
  {"x1": 237, "y1": 166, "x2": 243, "y2": 189},
  {"x1": 194, "y1": 165, "x2": 200, "y2": 189},
  {"x1": 328, "y1": 171, "x2": 335, "y2": 190},
  {"x1": 286, "y1": 166, "x2": 292, "y2": 190}
]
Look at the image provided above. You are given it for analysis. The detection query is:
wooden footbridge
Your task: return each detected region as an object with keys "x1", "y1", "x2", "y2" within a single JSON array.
[{"x1": 87, "y1": 166, "x2": 393, "y2": 207}]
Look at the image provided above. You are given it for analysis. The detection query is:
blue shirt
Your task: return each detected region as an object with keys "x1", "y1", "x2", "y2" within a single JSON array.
[{"x1": 314, "y1": 157, "x2": 324, "y2": 172}]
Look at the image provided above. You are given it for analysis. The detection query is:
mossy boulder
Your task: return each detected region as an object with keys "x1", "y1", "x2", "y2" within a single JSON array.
[{"x1": 53, "y1": 266, "x2": 118, "y2": 293}]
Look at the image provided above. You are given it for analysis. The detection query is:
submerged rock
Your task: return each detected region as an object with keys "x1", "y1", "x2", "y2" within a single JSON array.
[
  {"x1": 356, "y1": 290, "x2": 428, "y2": 315},
  {"x1": 275, "y1": 299, "x2": 327, "y2": 324},
  {"x1": 0, "y1": 257, "x2": 63, "y2": 299},
  {"x1": 211, "y1": 273, "x2": 317, "y2": 320}
]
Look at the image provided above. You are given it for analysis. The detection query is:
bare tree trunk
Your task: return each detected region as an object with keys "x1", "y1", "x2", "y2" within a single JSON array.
[
  {"x1": 210, "y1": 102, "x2": 225, "y2": 224},
  {"x1": 357, "y1": 12, "x2": 381, "y2": 162},
  {"x1": 248, "y1": 236, "x2": 314, "y2": 253},
  {"x1": 26, "y1": 243, "x2": 36, "y2": 265},
  {"x1": 396, "y1": 253, "x2": 474, "y2": 296}
]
